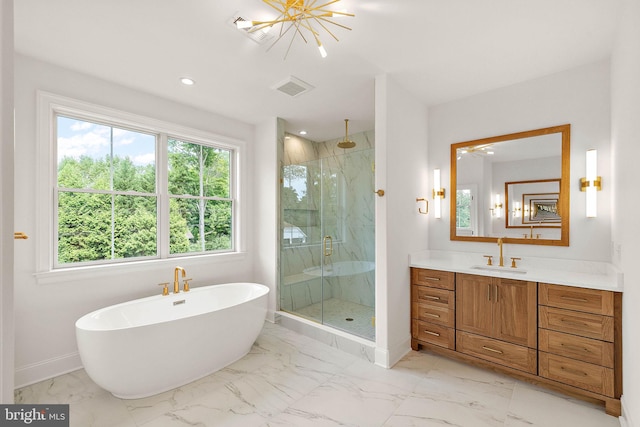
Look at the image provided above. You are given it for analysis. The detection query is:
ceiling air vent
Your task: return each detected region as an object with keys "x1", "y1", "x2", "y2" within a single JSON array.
[
  {"x1": 228, "y1": 13, "x2": 274, "y2": 45},
  {"x1": 272, "y1": 76, "x2": 315, "y2": 97}
]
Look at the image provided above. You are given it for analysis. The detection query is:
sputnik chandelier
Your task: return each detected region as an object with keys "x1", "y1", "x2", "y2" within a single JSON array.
[{"x1": 237, "y1": 0, "x2": 354, "y2": 59}]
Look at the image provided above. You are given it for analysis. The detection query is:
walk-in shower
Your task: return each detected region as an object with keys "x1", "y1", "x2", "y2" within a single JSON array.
[{"x1": 279, "y1": 129, "x2": 375, "y2": 340}]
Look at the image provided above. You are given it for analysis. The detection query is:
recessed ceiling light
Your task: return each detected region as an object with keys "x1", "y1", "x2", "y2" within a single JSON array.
[
  {"x1": 180, "y1": 77, "x2": 195, "y2": 86},
  {"x1": 299, "y1": 131, "x2": 307, "y2": 135}
]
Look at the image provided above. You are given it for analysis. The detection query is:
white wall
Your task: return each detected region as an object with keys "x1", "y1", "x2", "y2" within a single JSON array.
[
  {"x1": 13, "y1": 55, "x2": 256, "y2": 387},
  {"x1": 611, "y1": 1, "x2": 640, "y2": 425},
  {"x1": 0, "y1": 0, "x2": 15, "y2": 403},
  {"x1": 374, "y1": 74, "x2": 429, "y2": 367},
  {"x1": 253, "y1": 117, "x2": 280, "y2": 321},
  {"x1": 428, "y1": 60, "x2": 612, "y2": 261}
]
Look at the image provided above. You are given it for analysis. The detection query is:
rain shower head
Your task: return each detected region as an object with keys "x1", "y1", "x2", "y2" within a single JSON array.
[{"x1": 337, "y1": 119, "x2": 356, "y2": 149}]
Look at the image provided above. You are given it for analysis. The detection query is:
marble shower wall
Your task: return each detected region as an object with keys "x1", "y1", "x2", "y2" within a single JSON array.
[{"x1": 280, "y1": 131, "x2": 375, "y2": 313}]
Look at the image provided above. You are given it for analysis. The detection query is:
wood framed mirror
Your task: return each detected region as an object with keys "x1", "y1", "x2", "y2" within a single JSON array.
[{"x1": 450, "y1": 124, "x2": 570, "y2": 246}]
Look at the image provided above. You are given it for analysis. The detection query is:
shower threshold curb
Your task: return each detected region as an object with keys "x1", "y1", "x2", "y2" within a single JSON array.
[{"x1": 276, "y1": 311, "x2": 376, "y2": 363}]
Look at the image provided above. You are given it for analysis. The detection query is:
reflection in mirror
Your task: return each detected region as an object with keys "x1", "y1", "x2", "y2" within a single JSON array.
[
  {"x1": 506, "y1": 179, "x2": 561, "y2": 240},
  {"x1": 450, "y1": 124, "x2": 570, "y2": 246}
]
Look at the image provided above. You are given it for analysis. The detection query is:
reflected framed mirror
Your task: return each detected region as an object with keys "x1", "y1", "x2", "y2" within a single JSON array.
[{"x1": 450, "y1": 124, "x2": 570, "y2": 246}]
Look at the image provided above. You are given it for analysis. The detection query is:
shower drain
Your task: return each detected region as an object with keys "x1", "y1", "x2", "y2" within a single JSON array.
[{"x1": 345, "y1": 317, "x2": 354, "y2": 321}]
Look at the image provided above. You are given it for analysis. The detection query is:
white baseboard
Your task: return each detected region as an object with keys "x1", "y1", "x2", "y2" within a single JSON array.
[
  {"x1": 266, "y1": 309, "x2": 278, "y2": 323},
  {"x1": 14, "y1": 352, "x2": 82, "y2": 389},
  {"x1": 375, "y1": 336, "x2": 411, "y2": 368},
  {"x1": 374, "y1": 347, "x2": 390, "y2": 368},
  {"x1": 620, "y1": 395, "x2": 636, "y2": 427}
]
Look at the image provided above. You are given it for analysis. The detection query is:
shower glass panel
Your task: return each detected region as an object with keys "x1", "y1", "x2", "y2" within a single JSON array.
[{"x1": 280, "y1": 140, "x2": 375, "y2": 341}]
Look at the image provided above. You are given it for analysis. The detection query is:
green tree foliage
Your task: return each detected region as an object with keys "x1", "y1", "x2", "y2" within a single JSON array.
[
  {"x1": 58, "y1": 192, "x2": 111, "y2": 263},
  {"x1": 57, "y1": 155, "x2": 161, "y2": 263},
  {"x1": 56, "y1": 143, "x2": 232, "y2": 264}
]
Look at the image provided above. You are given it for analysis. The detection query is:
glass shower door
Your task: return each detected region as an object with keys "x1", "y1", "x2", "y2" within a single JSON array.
[
  {"x1": 280, "y1": 148, "x2": 375, "y2": 340},
  {"x1": 318, "y1": 150, "x2": 375, "y2": 339},
  {"x1": 281, "y1": 159, "x2": 324, "y2": 324}
]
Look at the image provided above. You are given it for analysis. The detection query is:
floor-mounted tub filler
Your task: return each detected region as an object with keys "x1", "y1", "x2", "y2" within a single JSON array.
[{"x1": 75, "y1": 282, "x2": 269, "y2": 399}]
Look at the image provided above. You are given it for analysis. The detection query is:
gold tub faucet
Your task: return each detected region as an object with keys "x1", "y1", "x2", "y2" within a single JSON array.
[{"x1": 174, "y1": 266, "x2": 186, "y2": 293}]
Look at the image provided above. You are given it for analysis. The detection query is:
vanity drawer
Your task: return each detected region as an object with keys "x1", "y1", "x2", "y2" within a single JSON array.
[
  {"x1": 456, "y1": 331, "x2": 536, "y2": 374},
  {"x1": 413, "y1": 286, "x2": 454, "y2": 308},
  {"x1": 411, "y1": 268, "x2": 455, "y2": 290},
  {"x1": 539, "y1": 283, "x2": 614, "y2": 316},
  {"x1": 539, "y1": 306, "x2": 614, "y2": 342},
  {"x1": 539, "y1": 352, "x2": 614, "y2": 397},
  {"x1": 412, "y1": 319, "x2": 455, "y2": 349},
  {"x1": 539, "y1": 329, "x2": 614, "y2": 368},
  {"x1": 412, "y1": 301, "x2": 455, "y2": 327}
]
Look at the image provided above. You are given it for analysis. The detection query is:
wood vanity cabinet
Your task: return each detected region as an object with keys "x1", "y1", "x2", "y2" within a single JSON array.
[
  {"x1": 410, "y1": 267, "x2": 622, "y2": 416},
  {"x1": 456, "y1": 273, "x2": 537, "y2": 374},
  {"x1": 410, "y1": 268, "x2": 456, "y2": 350},
  {"x1": 538, "y1": 283, "x2": 622, "y2": 414}
]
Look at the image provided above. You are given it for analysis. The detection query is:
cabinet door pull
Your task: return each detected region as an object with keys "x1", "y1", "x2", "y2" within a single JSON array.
[
  {"x1": 421, "y1": 276, "x2": 441, "y2": 281},
  {"x1": 560, "y1": 296, "x2": 589, "y2": 303},
  {"x1": 482, "y1": 346, "x2": 503, "y2": 354},
  {"x1": 424, "y1": 330, "x2": 441, "y2": 337},
  {"x1": 560, "y1": 366, "x2": 589, "y2": 377},
  {"x1": 560, "y1": 343, "x2": 591, "y2": 353},
  {"x1": 495, "y1": 284, "x2": 499, "y2": 302},
  {"x1": 424, "y1": 313, "x2": 441, "y2": 318},
  {"x1": 420, "y1": 295, "x2": 441, "y2": 301},
  {"x1": 487, "y1": 284, "x2": 492, "y2": 301}
]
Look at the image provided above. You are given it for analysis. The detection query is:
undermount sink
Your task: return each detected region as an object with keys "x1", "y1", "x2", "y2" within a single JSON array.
[{"x1": 470, "y1": 265, "x2": 527, "y2": 274}]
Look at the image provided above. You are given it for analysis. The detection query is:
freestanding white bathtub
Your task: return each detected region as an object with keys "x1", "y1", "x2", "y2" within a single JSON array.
[{"x1": 75, "y1": 282, "x2": 269, "y2": 399}]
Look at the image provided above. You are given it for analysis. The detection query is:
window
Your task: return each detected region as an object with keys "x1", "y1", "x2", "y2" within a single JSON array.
[
  {"x1": 56, "y1": 116, "x2": 158, "y2": 264},
  {"x1": 456, "y1": 185, "x2": 477, "y2": 236},
  {"x1": 281, "y1": 161, "x2": 346, "y2": 247},
  {"x1": 167, "y1": 138, "x2": 232, "y2": 254},
  {"x1": 39, "y1": 92, "x2": 243, "y2": 273},
  {"x1": 282, "y1": 164, "x2": 310, "y2": 245}
]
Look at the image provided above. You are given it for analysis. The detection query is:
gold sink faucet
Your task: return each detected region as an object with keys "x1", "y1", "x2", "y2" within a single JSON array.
[
  {"x1": 497, "y1": 237, "x2": 505, "y2": 267},
  {"x1": 174, "y1": 266, "x2": 186, "y2": 293}
]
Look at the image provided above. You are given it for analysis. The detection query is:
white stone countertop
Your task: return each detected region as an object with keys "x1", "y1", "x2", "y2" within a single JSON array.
[{"x1": 409, "y1": 250, "x2": 623, "y2": 292}]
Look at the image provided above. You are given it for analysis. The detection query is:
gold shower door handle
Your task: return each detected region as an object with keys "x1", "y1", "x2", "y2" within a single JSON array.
[{"x1": 323, "y1": 235, "x2": 333, "y2": 256}]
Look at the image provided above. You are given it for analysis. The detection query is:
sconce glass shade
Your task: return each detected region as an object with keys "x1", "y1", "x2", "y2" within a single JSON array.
[
  {"x1": 433, "y1": 169, "x2": 443, "y2": 219},
  {"x1": 585, "y1": 149, "x2": 598, "y2": 218}
]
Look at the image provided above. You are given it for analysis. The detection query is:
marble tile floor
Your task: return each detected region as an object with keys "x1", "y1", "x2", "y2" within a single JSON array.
[
  {"x1": 15, "y1": 322, "x2": 620, "y2": 427},
  {"x1": 290, "y1": 298, "x2": 376, "y2": 341}
]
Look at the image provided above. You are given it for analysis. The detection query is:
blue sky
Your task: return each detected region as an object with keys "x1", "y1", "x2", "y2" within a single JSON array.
[{"x1": 57, "y1": 115, "x2": 156, "y2": 166}]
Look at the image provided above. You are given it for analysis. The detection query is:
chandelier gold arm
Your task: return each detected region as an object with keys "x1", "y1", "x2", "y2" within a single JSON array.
[{"x1": 242, "y1": 0, "x2": 354, "y2": 58}]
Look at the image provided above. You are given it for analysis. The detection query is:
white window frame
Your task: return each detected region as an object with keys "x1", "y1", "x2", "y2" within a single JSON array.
[{"x1": 35, "y1": 91, "x2": 247, "y2": 284}]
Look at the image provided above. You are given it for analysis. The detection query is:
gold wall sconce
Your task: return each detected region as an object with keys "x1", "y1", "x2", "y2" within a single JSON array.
[
  {"x1": 416, "y1": 198, "x2": 428, "y2": 214},
  {"x1": 580, "y1": 149, "x2": 601, "y2": 218},
  {"x1": 432, "y1": 169, "x2": 445, "y2": 219},
  {"x1": 491, "y1": 194, "x2": 503, "y2": 218},
  {"x1": 512, "y1": 201, "x2": 521, "y2": 218}
]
